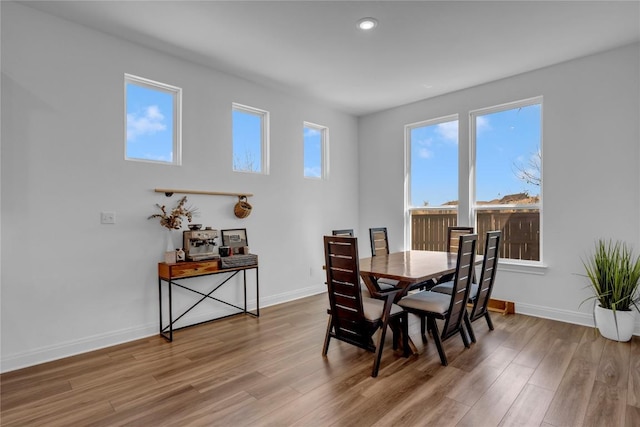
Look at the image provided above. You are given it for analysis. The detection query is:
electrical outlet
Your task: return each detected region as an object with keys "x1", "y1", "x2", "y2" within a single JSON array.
[{"x1": 101, "y1": 211, "x2": 116, "y2": 224}]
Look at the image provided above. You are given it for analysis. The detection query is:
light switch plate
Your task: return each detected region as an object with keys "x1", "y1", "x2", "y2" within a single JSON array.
[{"x1": 101, "y1": 211, "x2": 116, "y2": 224}]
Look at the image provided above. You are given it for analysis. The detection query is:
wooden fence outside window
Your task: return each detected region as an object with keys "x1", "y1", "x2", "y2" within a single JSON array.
[{"x1": 411, "y1": 208, "x2": 540, "y2": 261}]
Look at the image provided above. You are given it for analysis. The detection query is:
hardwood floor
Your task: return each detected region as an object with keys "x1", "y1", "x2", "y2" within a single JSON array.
[{"x1": 1, "y1": 294, "x2": 639, "y2": 426}]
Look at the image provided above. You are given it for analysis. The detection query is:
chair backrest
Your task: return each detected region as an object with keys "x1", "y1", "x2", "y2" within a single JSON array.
[
  {"x1": 447, "y1": 226, "x2": 475, "y2": 253},
  {"x1": 323, "y1": 235, "x2": 368, "y2": 344},
  {"x1": 332, "y1": 229, "x2": 354, "y2": 236},
  {"x1": 441, "y1": 233, "x2": 477, "y2": 340},
  {"x1": 469, "y1": 231, "x2": 501, "y2": 322},
  {"x1": 369, "y1": 227, "x2": 389, "y2": 256}
]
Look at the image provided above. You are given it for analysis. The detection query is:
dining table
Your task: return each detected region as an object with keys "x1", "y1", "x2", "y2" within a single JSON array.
[
  {"x1": 358, "y1": 250, "x2": 483, "y2": 354},
  {"x1": 359, "y1": 250, "x2": 482, "y2": 300}
]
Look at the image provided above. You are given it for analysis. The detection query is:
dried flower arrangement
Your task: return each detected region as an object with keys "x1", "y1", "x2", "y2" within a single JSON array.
[{"x1": 148, "y1": 196, "x2": 198, "y2": 230}]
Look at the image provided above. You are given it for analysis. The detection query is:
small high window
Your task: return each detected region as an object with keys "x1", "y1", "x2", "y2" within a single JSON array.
[
  {"x1": 125, "y1": 74, "x2": 181, "y2": 164},
  {"x1": 232, "y1": 103, "x2": 269, "y2": 174},
  {"x1": 303, "y1": 122, "x2": 328, "y2": 179}
]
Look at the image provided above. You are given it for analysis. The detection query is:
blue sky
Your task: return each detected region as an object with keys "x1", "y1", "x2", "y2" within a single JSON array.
[
  {"x1": 304, "y1": 126, "x2": 322, "y2": 178},
  {"x1": 410, "y1": 103, "x2": 541, "y2": 207},
  {"x1": 232, "y1": 109, "x2": 262, "y2": 172},
  {"x1": 126, "y1": 82, "x2": 174, "y2": 162}
]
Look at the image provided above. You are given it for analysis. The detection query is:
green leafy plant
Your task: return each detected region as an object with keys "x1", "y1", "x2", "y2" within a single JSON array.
[{"x1": 582, "y1": 239, "x2": 640, "y2": 313}]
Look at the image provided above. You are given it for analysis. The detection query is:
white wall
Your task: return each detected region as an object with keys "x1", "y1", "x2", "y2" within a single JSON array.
[
  {"x1": 0, "y1": 3, "x2": 359, "y2": 372},
  {"x1": 358, "y1": 43, "x2": 640, "y2": 331}
]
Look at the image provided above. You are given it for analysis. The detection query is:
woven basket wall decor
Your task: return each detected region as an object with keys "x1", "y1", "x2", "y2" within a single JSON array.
[{"x1": 234, "y1": 196, "x2": 252, "y2": 218}]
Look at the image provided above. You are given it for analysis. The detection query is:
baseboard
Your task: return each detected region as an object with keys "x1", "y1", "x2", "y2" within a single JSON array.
[
  {"x1": 514, "y1": 301, "x2": 640, "y2": 336},
  {"x1": 0, "y1": 284, "x2": 327, "y2": 374}
]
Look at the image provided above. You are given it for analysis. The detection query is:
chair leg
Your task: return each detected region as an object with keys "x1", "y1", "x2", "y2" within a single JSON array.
[
  {"x1": 390, "y1": 318, "x2": 399, "y2": 350},
  {"x1": 459, "y1": 326, "x2": 470, "y2": 348},
  {"x1": 372, "y1": 321, "x2": 389, "y2": 377},
  {"x1": 401, "y1": 312, "x2": 410, "y2": 357},
  {"x1": 428, "y1": 317, "x2": 447, "y2": 366},
  {"x1": 322, "y1": 315, "x2": 332, "y2": 356},
  {"x1": 484, "y1": 311, "x2": 494, "y2": 330},
  {"x1": 464, "y1": 310, "x2": 476, "y2": 343},
  {"x1": 420, "y1": 316, "x2": 427, "y2": 342}
]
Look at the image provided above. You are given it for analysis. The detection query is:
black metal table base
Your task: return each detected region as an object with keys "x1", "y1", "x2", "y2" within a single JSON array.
[{"x1": 159, "y1": 266, "x2": 259, "y2": 342}]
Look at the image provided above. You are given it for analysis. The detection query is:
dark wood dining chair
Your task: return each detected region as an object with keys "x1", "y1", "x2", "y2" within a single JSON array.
[
  {"x1": 398, "y1": 234, "x2": 478, "y2": 366},
  {"x1": 370, "y1": 227, "x2": 433, "y2": 291},
  {"x1": 322, "y1": 235, "x2": 409, "y2": 377},
  {"x1": 447, "y1": 226, "x2": 475, "y2": 252},
  {"x1": 332, "y1": 229, "x2": 354, "y2": 236},
  {"x1": 369, "y1": 227, "x2": 390, "y2": 256},
  {"x1": 431, "y1": 231, "x2": 501, "y2": 343},
  {"x1": 368, "y1": 227, "x2": 401, "y2": 291},
  {"x1": 435, "y1": 226, "x2": 475, "y2": 284}
]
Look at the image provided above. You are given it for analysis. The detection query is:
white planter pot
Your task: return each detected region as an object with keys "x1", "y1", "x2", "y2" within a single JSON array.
[{"x1": 594, "y1": 305, "x2": 638, "y2": 342}]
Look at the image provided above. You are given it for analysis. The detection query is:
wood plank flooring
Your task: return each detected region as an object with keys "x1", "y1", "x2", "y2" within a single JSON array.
[{"x1": 1, "y1": 294, "x2": 639, "y2": 426}]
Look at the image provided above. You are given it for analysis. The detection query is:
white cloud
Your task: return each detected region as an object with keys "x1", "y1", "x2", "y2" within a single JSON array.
[
  {"x1": 127, "y1": 105, "x2": 167, "y2": 142},
  {"x1": 304, "y1": 127, "x2": 321, "y2": 137},
  {"x1": 417, "y1": 147, "x2": 433, "y2": 159},
  {"x1": 304, "y1": 166, "x2": 322, "y2": 178},
  {"x1": 476, "y1": 116, "x2": 491, "y2": 133},
  {"x1": 436, "y1": 121, "x2": 458, "y2": 143}
]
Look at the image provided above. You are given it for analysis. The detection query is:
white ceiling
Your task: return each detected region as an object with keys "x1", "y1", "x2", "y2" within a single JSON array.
[{"x1": 20, "y1": 1, "x2": 640, "y2": 116}]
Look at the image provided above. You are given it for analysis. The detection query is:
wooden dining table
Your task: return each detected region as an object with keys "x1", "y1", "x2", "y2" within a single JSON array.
[
  {"x1": 359, "y1": 250, "x2": 483, "y2": 354},
  {"x1": 359, "y1": 250, "x2": 483, "y2": 300}
]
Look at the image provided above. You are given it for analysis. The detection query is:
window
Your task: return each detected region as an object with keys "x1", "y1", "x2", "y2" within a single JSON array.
[
  {"x1": 125, "y1": 74, "x2": 181, "y2": 164},
  {"x1": 472, "y1": 98, "x2": 542, "y2": 262},
  {"x1": 303, "y1": 122, "x2": 328, "y2": 179},
  {"x1": 405, "y1": 116, "x2": 459, "y2": 251},
  {"x1": 232, "y1": 103, "x2": 269, "y2": 174},
  {"x1": 405, "y1": 97, "x2": 543, "y2": 264}
]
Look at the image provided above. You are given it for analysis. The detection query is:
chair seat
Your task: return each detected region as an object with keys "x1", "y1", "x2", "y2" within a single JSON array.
[
  {"x1": 378, "y1": 278, "x2": 399, "y2": 288},
  {"x1": 361, "y1": 280, "x2": 396, "y2": 298},
  {"x1": 398, "y1": 291, "x2": 451, "y2": 315},
  {"x1": 362, "y1": 298, "x2": 404, "y2": 321},
  {"x1": 431, "y1": 281, "x2": 479, "y2": 300}
]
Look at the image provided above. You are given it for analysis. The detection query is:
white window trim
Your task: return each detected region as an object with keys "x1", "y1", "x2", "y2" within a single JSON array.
[
  {"x1": 232, "y1": 102, "x2": 270, "y2": 175},
  {"x1": 124, "y1": 73, "x2": 182, "y2": 165},
  {"x1": 303, "y1": 121, "x2": 329, "y2": 180},
  {"x1": 469, "y1": 95, "x2": 544, "y2": 266},
  {"x1": 403, "y1": 114, "x2": 459, "y2": 248}
]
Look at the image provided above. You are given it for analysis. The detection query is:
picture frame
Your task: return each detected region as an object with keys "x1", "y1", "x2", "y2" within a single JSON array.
[{"x1": 221, "y1": 228, "x2": 249, "y2": 255}]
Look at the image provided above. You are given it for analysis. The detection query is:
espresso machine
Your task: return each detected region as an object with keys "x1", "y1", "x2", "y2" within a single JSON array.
[{"x1": 183, "y1": 228, "x2": 219, "y2": 261}]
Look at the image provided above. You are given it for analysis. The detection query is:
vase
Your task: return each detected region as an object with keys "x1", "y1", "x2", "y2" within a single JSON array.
[
  {"x1": 165, "y1": 229, "x2": 178, "y2": 252},
  {"x1": 163, "y1": 229, "x2": 178, "y2": 263},
  {"x1": 594, "y1": 305, "x2": 637, "y2": 342}
]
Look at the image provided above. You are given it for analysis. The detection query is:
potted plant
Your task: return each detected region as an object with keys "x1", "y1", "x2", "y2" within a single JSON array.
[{"x1": 582, "y1": 239, "x2": 640, "y2": 342}]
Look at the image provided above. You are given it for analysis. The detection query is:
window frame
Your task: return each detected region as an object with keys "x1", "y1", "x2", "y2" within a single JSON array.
[
  {"x1": 124, "y1": 73, "x2": 182, "y2": 165},
  {"x1": 303, "y1": 121, "x2": 329, "y2": 180},
  {"x1": 470, "y1": 96, "x2": 544, "y2": 266},
  {"x1": 232, "y1": 103, "x2": 270, "y2": 174}
]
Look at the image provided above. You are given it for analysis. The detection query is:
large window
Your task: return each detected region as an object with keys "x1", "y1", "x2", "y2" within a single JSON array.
[
  {"x1": 232, "y1": 103, "x2": 269, "y2": 174},
  {"x1": 406, "y1": 97, "x2": 543, "y2": 264},
  {"x1": 406, "y1": 116, "x2": 459, "y2": 251},
  {"x1": 125, "y1": 74, "x2": 181, "y2": 164},
  {"x1": 472, "y1": 98, "x2": 542, "y2": 262},
  {"x1": 303, "y1": 122, "x2": 328, "y2": 179}
]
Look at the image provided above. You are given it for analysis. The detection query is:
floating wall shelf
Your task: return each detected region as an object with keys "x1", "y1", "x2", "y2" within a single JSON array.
[{"x1": 154, "y1": 188, "x2": 253, "y2": 198}]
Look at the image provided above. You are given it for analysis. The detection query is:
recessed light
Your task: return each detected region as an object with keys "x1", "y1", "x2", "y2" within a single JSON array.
[{"x1": 357, "y1": 17, "x2": 378, "y2": 31}]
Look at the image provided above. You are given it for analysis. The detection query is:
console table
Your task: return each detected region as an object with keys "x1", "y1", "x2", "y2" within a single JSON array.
[{"x1": 158, "y1": 259, "x2": 259, "y2": 341}]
